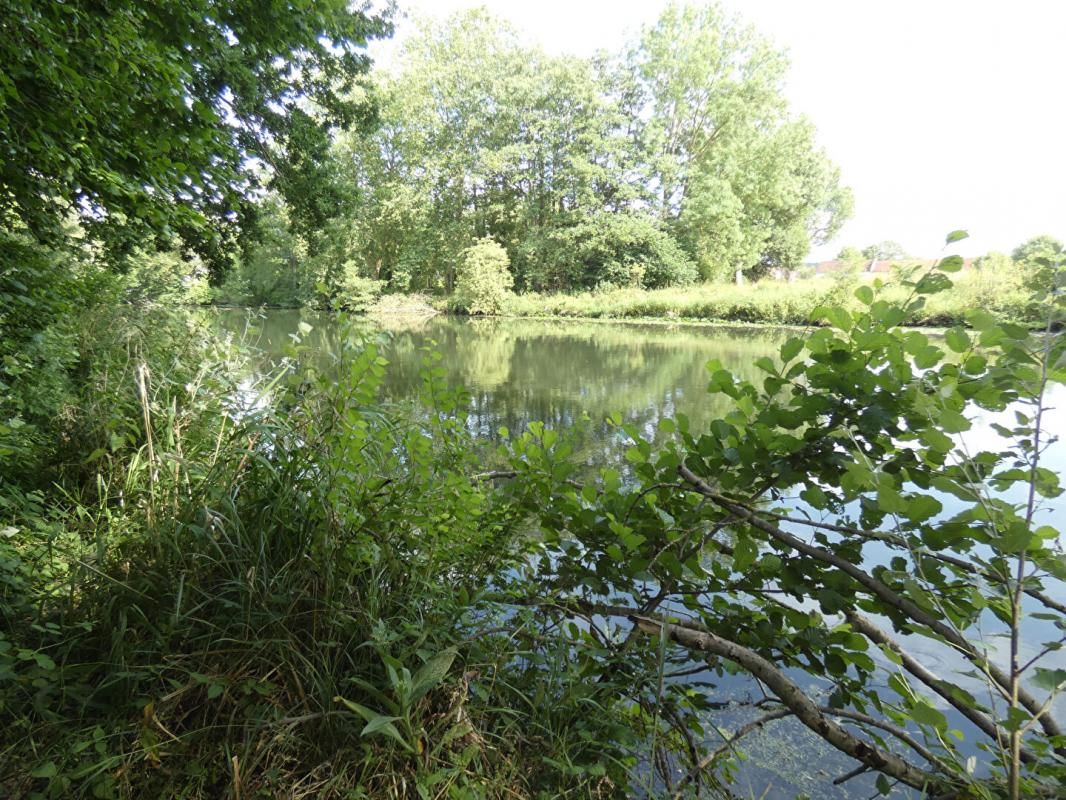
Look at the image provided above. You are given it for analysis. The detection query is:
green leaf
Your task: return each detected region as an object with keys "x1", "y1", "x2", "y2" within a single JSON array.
[
  {"x1": 915, "y1": 272, "x2": 953, "y2": 295},
  {"x1": 913, "y1": 346, "x2": 943, "y2": 369},
  {"x1": 945, "y1": 230, "x2": 969, "y2": 244},
  {"x1": 910, "y1": 701, "x2": 948, "y2": 732},
  {"x1": 1032, "y1": 668, "x2": 1066, "y2": 692},
  {"x1": 800, "y1": 485, "x2": 828, "y2": 509},
  {"x1": 998, "y1": 524, "x2": 1033, "y2": 553},
  {"x1": 335, "y1": 696, "x2": 379, "y2": 724},
  {"x1": 944, "y1": 327, "x2": 970, "y2": 353},
  {"x1": 411, "y1": 648, "x2": 457, "y2": 702},
  {"x1": 903, "y1": 495, "x2": 942, "y2": 523},
  {"x1": 876, "y1": 482, "x2": 908, "y2": 514},
  {"x1": 753, "y1": 356, "x2": 776, "y2": 374},
  {"x1": 32, "y1": 652, "x2": 56, "y2": 671},
  {"x1": 938, "y1": 410, "x2": 970, "y2": 434},
  {"x1": 361, "y1": 715, "x2": 412, "y2": 751},
  {"x1": 854, "y1": 285, "x2": 874, "y2": 305},
  {"x1": 938, "y1": 255, "x2": 964, "y2": 273},
  {"x1": 815, "y1": 305, "x2": 852, "y2": 331},
  {"x1": 31, "y1": 761, "x2": 58, "y2": 779},
  {"x1": 758, "y1": 554, "x2": 782, "y2": 574},
  {"x1": 780, "y1": 338, "x2": 804, "y2": 363},
  {"x1": 732, "y1": 536, "x2": 758, "y2": 572}
]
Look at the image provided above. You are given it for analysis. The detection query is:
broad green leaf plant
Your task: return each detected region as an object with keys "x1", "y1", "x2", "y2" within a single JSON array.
[{"x1": 498, "y1": 231, "x2": 1066, "y2": 798}]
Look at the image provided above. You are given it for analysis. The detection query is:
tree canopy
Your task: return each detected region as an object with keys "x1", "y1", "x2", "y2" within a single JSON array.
[
  {"x1": 0, "y1": 0, "x2": 390, "y2": 270},
  {"x1": 862, "y1": 240, "x2": 908, "y2": 261},
  {"x1": 325, "y1": 3, "x2": 850, "y2": 293}
]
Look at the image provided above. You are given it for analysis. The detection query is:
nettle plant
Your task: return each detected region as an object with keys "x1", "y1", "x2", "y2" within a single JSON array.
[{"x1": 499, "y1": 232, "x2": 1065, "y2": 798}]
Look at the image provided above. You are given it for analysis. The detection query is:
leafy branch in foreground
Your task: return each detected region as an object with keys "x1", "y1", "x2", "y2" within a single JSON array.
[{"x1": 497, "y1": 233, "x2": 1066, "y2": 797}]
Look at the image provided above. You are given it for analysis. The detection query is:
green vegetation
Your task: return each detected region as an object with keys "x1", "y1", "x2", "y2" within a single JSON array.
[
  {"x1": 211, "y1": 2, "x2": 850, "y2": 304},
  {"x1": 6, "y1": 229, "x2": 1065, "y2": 799},
  {"x1": 4, "y1": 0, "x2": 1066, "y2": 798},
  {"x1": 493, "y1": 265, "x2": 1039, "y2": 327},
  {"x1": 452, "y1": 239, "x2": 515, "y2": 315},
  {"x1": 0, "y1": 303, "x2": 652, "y2": 798},
  {"x1": 492, "y1": 244, "x2": 1066, "y2": 799},
  {"x1": 0, "y1": 0, "x2": 389, "y2": 275}
]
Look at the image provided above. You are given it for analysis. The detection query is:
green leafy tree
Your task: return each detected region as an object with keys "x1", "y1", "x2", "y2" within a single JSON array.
[
  {"x1": 862, "y1": 240, "x2": 908, "y2": 261},
  {"x1": 518, "y1": 212, "x2": 697, "y2": 291},
  {"x1": 627, "y1": 2, "x2": 851, "y2": 278},
  {"x1": 335, "y1": 10, "x2": 634, "y2": 293},
  {"x1": 454, "y1": 238, "x2": 514, "y2": 315},
  {"x1": 228, "y1": 198, "x2": 311, "y2": 306},
  {"x1": 0, "y1": 0, "x2": 390, "y2": 273},
  {"x1": 1012, "y1": 235, "x2": 1065, "y2": 296},
  {"x1": 331, "y1": 5, "x2": 848, "y2": 292},
  {"x1": 1012, "y1": 235, "x2": 1064, "y2": 266},
  {"x1": 836, "y1": 245, "x2": 866, "y2": 270}
]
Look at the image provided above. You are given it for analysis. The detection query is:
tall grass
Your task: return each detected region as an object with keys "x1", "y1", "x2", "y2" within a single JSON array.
[
  {"x1": 0, "y1": 307, "x2": 642, "y2": 799},
  {"x1": 495, "y1": 269, "x2": 1036, "y2": 327}
]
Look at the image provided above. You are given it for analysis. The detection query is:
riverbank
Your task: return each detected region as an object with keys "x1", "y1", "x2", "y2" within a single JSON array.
[{"x1": 414, "y1": 271, "x2": 1037, "y2": 328}]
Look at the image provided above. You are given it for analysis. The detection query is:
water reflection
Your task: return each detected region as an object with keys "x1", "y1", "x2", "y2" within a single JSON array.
[
  {"x1": 219, "y1": 309, "x2": 792, "y2": 459},
  {"x1": 215, "y1": 309, "x2": 1065, "y2": 799}
]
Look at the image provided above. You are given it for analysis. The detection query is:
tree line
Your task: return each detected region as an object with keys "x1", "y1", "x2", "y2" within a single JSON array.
[{"x1": 245, "y1": 5, "x2": 851, "y2": 303}]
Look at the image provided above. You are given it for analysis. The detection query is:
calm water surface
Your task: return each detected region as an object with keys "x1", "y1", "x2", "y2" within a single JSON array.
[{"x1": 218, "y1": 310, "x2": 1065, "y2": 799}]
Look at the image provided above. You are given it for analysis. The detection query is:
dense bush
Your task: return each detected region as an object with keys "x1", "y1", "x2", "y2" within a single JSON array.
[
  {"x1": 0, "y1": 230, "x2": 119, "y2": 475},
  {"x1": 452, "y1": 238, "x2": 514, "y2": 315},
  {"x1": 0, "y1": 312, "x2": 646, "y2": 798},
  {"x1": 1013, "y1": 234, "x2": 1065, "y2": 298},
  {"x1": 330, "y1": 261, "x2": 386, "y2": 312},
  {"x1": 121, "y1": 247, "x2": 211, "y2": 305},
  {"x1": 518, "y1": 212, "x2": 698, "y2": 292},
  {"x1": 219, "y1": 199, "x2": 313, "y2": 306}
]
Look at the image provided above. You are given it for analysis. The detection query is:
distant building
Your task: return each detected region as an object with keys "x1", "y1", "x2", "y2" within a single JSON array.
[{"x1": 813, "y1": 258, "x2": 974, "y2": 276}]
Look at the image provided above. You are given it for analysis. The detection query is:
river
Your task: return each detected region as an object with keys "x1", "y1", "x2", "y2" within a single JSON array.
[{"x1": 218, "y1": 309, "x2": 1065, "y2": 799}]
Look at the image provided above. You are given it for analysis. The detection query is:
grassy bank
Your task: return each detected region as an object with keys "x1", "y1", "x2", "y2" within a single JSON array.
[
  {"x1": 0, "y1": 305, "x2": 642, "y2": 799},
  {"x1": 484, "y1": 271, "x2": 1036, "y2": 327}
]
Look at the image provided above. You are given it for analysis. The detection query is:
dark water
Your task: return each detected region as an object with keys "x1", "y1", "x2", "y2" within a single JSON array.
[
  {"x1": 223, "y1": 310, "x2": 791, "y2": 454},
  {"x1": 217, "y1": 309, "x2": 1065, "y2": 799}
]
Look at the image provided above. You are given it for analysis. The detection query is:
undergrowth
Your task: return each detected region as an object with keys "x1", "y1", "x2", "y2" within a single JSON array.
[
  {"x1": 490, "y1": 269, "x2": 1036, "y2": 327},
  {"x1": 0, "y1": 303, "x2": 644, "y2": 799}
]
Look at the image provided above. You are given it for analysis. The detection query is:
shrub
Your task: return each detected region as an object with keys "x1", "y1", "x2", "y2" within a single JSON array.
[
  {"x1": 1013, "y1": 235, "x2": 1065, "y2": 298},
  {"x1": 519, "y1": 212, "x2": 697, "y2": 292},
  {"x1": 1, "y1": 314, "x2": 639, "y2": 798},
  {"x1": 453, "y1": 238, "x2": 514, "y2": 315},
  {"x1": 227, "y1": 198, "x2": 313, "y2": 306},
  {"x1": 122, "y1": 247, "x2": 211, "y2": 305},
  {"x1": 330, "y1": 261, "x2": 385, "y2": 312},
  {"x1": 499, "y1": 253, "x2": 1066, "y2": 797}
]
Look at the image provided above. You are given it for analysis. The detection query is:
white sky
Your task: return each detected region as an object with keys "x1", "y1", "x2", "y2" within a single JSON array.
[{"x1": 371, "y1": 0, "x2": 1065, "y2": 261}]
